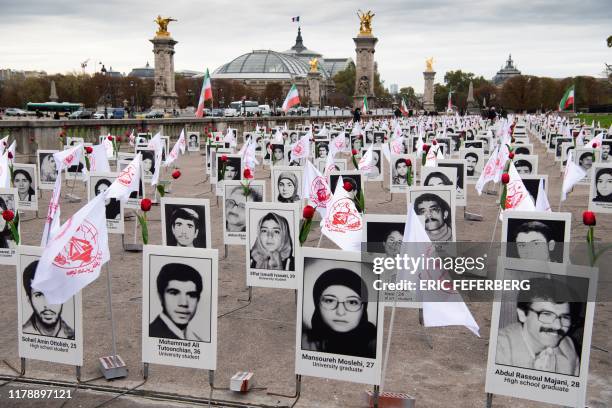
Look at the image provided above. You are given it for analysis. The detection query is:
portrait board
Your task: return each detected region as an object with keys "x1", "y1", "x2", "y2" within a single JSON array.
[
  {"x1": 117, "y1": 159, "x2": 146, "y2": 210},
  {"x1": 87, "y1": 173, "x2": 124, "y2": 234},
  {"x1": 555, "y1": 137, "x2": 573, "y2": 161},
  {"x1": 573, "y1": 148, "x2": 599, "y2": 185},
  {"x1": 513, "y1": 155, "x2": 539, "y2": 176},
  {"x1": 187, "y1": 131, "x2": 201, "y2": 152},
  {"x1": 362, "y1": 214, "x2": 418, "y2": 307},
  {"x1": 136, "y1": 147, "x2": 157, "y2": 184},
  {"x1": 66, "y1": 137, "x2": 84, "y2": 146},
  {"x1": 476, "y1": 135, "x2": 493, "y2": 155},
  {"x1": 561, "y1": 142, "x2": 575, "y2": 167},
  {"x1": 513, "y1": 144, "x2": 533, "y2": 157},
  {"x1": 37, "y1": 150, "x2": 59, "y2": 190},
  {"x1": 315, "y1": 158, "x2": 347, "y2": 175},
  {"x1": 485, "y1": 257, "x2": 596, "y2": 407},
  {"x1": 209, "y1": 147, "x2": 232, "y2": 179},
  {"x1": 215, "y1": 154, "x2": 242, "y2": 183},
  {"x1": 464, "y1": 141, "x2": 483, "y2": 150},
  {"x1": 161, "y1": 197, "x2": 211, "y2": 249},
  {"x1": 329, "y1": 170, "x2": 365, "y2": 213},
  {"x1": 588, "y1": 163, "x2": 612, "y2": 213},
  {"x1": 437, "y1": 159, "x2": 467, "y2": 207},
  {"x1": 142, "y1": 245, "x2": 218, "y2": 370},
  {"x1": 0, "y1": 188, "x2": 19, "y2": 265},
  {"x1": 460, "y1": 148, "x2": 484, "y2": 184},
  {"x1": 296, "y1": 248, "x2": 384, "y2": 385},
  {"x1": 600, "y1": 140, "x2": 612, "y2": 163},
  {"x1": 389, "y1": 154, "x2": 416, "y2": 194},
  {"x1": 17, "y1": 246, "x2": 83, "y2": 366},
  {"x1": 245, "y1": 202, "x2": 301, "y2": 289},
  {"x1": 435, "y1": 137, "x2": 451, "y2": 157},
  {"x1": 269, "y1": 143, "x2": 287, "y2": 166},
  {"x1": 501, "y1": 211, "x2": 571, "y2": 263},
  {"x1": 271, "y1": 166, "x2": 304, "y2": 205},
  {"x1": 315, "y1": 141, "x2": 330, "y2": 160},
  {"x1": 421, "y1": 166, "x2": 464, "y2": 206},
  {"x1": 521, "y1": 175, "x2": 548, "y2": 205},
  {"x1": 63, "y1": 145, "x2": 86, "y2": 181},
  {"x1": 223, "y1": 180, "x2": 266, "y2": 245},
  {"x1": 360, "y1": 147, "x2": 383, "y2": 182},
  {"x1": 12, "y1": 163, "x2": 38, "y2": 211},
  {"x1": 407, "y1": 186, "x2": 456, "y2": 242}
]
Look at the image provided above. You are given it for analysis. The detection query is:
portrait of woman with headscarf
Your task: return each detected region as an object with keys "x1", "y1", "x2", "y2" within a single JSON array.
[
  {"x1": 276, "y1": 172, "x2": 300, "y2": 203},
  {"x1": 302, "y1": 268, "x2": 376, "y2": 358},
  {"x1": 250, "y1": 212, "x2": 294, "y2": 271}
]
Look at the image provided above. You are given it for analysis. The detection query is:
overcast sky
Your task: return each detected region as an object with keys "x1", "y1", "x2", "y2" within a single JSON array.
[{"x1": 2, "y1": 0, "x2": 610, "y2": 92}]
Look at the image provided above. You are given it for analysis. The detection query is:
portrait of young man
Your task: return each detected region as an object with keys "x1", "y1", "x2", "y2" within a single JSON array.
[
  {"x1": 410, "y1": 189, "x2": 455, "y2": 242},
  {"x1": 21, "y1": 260, "x2": 75, "y2": 340},
  {"x1": 163, "y1": 204, "x2": 208, "y2": 248},
  {"x1": 149, "y1": 262, "x2": 205, "y2": 341},
  {"x1": 503, "y1": 212, "x2": 570, "y2": 263}
]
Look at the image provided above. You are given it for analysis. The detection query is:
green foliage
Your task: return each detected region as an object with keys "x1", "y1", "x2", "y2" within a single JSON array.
[
  {"x1": 156, "y1": 184, "x2": 166, "y2": 198},
  {"x1": 333, "y1": 61, "x2": 356, "y2": 99},
  {"x1": 299, "y1": 218, "x2": 313, "y2": 245},
  {"x1": 577, "y1": 114, "x2": 612, "y2": 129},
  {"x1": 137, "y1": 214, "x2": 149, "y2": 245}
]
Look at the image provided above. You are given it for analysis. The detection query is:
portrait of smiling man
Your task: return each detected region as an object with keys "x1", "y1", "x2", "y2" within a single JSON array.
[{"x1": 149, "y1": 263, "x2": 204, "y2": 341}]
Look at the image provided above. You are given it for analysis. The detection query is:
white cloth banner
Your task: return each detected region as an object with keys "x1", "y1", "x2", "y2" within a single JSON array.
[
  {"x1": 106, "y1": 153, "x2": 142, "y2": 203},
  {"x1": 320, "y1": 176, "x2": 363, "y2": 251},
  {"x1": 561, "y1": 150, "x2": 587, "y2": 201},
  {"x1": 535, "y1": 178, "x2": 551, "y2": 212},
  {"x1": 164, "y1": 128, "x2": 186, "y2": 167},
  {"x1": 89, "y1": 144, "x2": 111, "y2": 173},
  {"x1": 302, "y1": 160, "x2": 332, "y2": 217}
]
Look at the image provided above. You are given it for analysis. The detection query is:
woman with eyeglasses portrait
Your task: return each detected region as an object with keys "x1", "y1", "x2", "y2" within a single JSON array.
[{"x1": 302, "y1": 268, "x2": 376, "y2": 358}]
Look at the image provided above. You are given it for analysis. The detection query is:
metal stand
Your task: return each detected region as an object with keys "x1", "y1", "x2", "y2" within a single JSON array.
[
  {"x1": 267, "y1": 374, "x2": 302, "y2": 402},
  {"x1": 485, "y1": 392, "x2": 493, "y2": 407},
  {"x1": 20, "y1": 357, "x2": 25, "y2": 375},
  {"x1": 418, "y1": 309, "x2": 434, "y2": 349},
  {"x1": 76, "y1": 365, "x2": 82, "y2": 382},
  {"x1": 123, "y1": 212, "x2": 143, "y2": 252},
  {"x1": 208, "y1": 370, "x2": 215, "y2": 408},
  {"x1": 65, "y1": 177, "x2": 81, "y2": 203},
  {"x1": 143, "y1": 362, "x2": 149, "y2": 380},
  {"x1": 220, "y1": 244, "x2": 228, "y2": 260},
  {"x1": 463, "y1": 207, "x2": 483, "y2": 221},
  {"x1": 372, "y1": 385, "x2": 380, "y2": 408},
  {"x1": 99, "y1": 264, "x2": 128, "y2": 380}
]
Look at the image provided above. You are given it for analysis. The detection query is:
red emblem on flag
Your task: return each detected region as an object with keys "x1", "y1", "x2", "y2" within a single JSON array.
[
  {"x1": 52, "y1": 220, "x2": 100, "y2": 272},
  {"x1": 310, "y1": 176, "x2": 330, "y2": 207},
  {"x1": 326, "y1": 198, "x2": 361, "y2": 232},
  {"x1": 117, "y1": 164, "x2": 136, "y2": 187}
]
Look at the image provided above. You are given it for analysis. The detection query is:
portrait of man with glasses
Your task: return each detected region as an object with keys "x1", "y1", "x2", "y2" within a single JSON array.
[{"x1": 496, "y1": 277, "x2": 583, "y2": 376}]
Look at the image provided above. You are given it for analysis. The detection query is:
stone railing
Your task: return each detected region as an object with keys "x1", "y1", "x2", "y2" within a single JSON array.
[{"x1": 0, "y1": 115, "x2": 391, "y2": 162}]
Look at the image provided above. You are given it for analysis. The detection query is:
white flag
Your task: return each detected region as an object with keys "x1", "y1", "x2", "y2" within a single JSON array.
[
  {"x1": 128, "y1": 129, "x2": 135, "y2": 147},
  {"x1": 0, "y1": 152, "x2": 10, "y2": 188},
  {"x1": 106, "y1": 153, "x2": 142, "y2": 203},
  {"x1": 88, "y1": 144, "x2": 111, "y2": 173},
  {"x1": 224, "y1": 128, "x2": 238, "y2": 147},
  {"x1": 424, "y1": 145, "x2": 438, "y2": 167},
  {"x1": 240, "y1": 138, "x2": 259, "y2": 171},
  {"x1": 147, "y1": 132, "x2": 164, "y2": 186},
  {"x1": 402, "y1": 203, "x2": 480, "y2": 337},
  {"x1": 561, "y1": 150, "x2": 587, "y2": 201},
  {"x1": 290, "y1": 133, "x2": 311, "y2": 160},
  {"x1": 7, "y1": 140, "x2": 16, "y2": 164},
  {"x1": 102, "y1": 135, "x2": 114, "y2": 159},
  {"x1": 475, "y1": 145, "x2": 499, "y2": 195},
  {"x1": 501, "y1": 163, "x2": 536, "y2": 218},
  {"x1": 535, "y1": 178, "x2": 551, "y2": 212},
  {"x1": 164, "y1": 129, "x2": 186, "y2": 166},
  {"x1": 329, "y1": 132, "x2": 346, "y2": 157},
  {"x1": 302, "y1": 160, "x2": 332, "y2": 217},
  {"x1": 270, "y1": 129, "x2": 284, "y2": 144},
  {"x1": 320, "y1": 176, "x2": 363, "y2": 251},
  {"x1": 358, "y1": 144, "x2": 374, "y2": 174},
  {"x1": 584, "y1": 133, "x2": 603, "y2": 149},
  {"x1": 0, "y1": 136, "x2": 8, "y2": 154},
  {"x1": 32, "y1": 194, "x2": 110, "y2": 305},
  {"x1": 389, "y1": 136, "x2": 405, "y2": 156}
]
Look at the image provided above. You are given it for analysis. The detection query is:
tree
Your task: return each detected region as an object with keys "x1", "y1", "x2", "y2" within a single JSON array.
[
  {"x1": 433, "y1": 83, "x2": 449, "y2": 112},
  {"x1": 333, "y1": 61, "x2": 355, "y2": 100},
  {"x1": 398, "y1": 86, "x2": 418, "y2": 107},
  {"x1": 262, "y1": 83, "x2": 284, "y2": 106},
  {"x1": 500, "y1": 75, "x2": 542, "y2": 112}
]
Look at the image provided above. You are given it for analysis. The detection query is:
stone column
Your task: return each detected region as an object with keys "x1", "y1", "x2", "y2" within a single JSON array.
[
  {"x1": 307, "y1": 71, "x2": 322, "y2": 108},
  {"x1": 423, "y1": 71, "x2": 436, "y2": 112},
  {"x1": 353, "y1": 35, "x2": 378, "y2": 109},
  {"x1": 150, "y1": 36, "x2": 179, "y2": 110}
]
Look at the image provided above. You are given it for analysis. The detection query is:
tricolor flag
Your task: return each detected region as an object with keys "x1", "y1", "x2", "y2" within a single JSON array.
[
  {"x1": 196, "y1": 69, "x2": 213, "y2": 118},
  {"x1": 400, "y1": 97, "x2": 409, "y2": 116},
  {"x1": 282, "y1": 84, "x2": 300, "y2": 113},
  {"x1": 362, "y1": 95, "x2": 368, "y2": 112},
  {"x1": 558, "y1": 85, "x2": 575, "y2": 111}
]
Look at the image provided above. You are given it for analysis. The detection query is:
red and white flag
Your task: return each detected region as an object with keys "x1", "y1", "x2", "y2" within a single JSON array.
[
  {"x1": 128, "y1": 129, "x2": 135, "y2": 147},
  {"x1": 290, "y1": 132, "x2": 311, "y2": 160},
  {"x1": 164, "y1": 128, "x2": 186, "y2": 166},
  {"x1": 561, "y1": 150, "x2": 586, "y2": 201},
  {"x1": 584, "y1": 133, "x2": 603, "y2": 149},
  {"x1": 358, "y1": 144, "x2": 375, "y2": 174},
  {"x1": 281, "y1": 84, "x2": 300, "y2": 113},
  {"x1": 501, "y1": 162, "x2": 536, "y2": 218},
  {"x1": 475, "y1": 145, "x2": 499, "y2": 195},
  {"x1": 320, "y1": 176, "x2": 363, "y2": 252},
  {"x1": 147, "y1": 132, "x2": 164, "y2": 186},
  {"x1": 88, "y1": 144, "x2": 111, "y2": 173},
  {"x1": 102, "y1": 134, "x2": 114, "y2": 159},
  {"x1": 224, "y1": 128, "x2": 238, "y2": 147},
  {"x1": 329, "y1": 132, "x2": 346, "y2": 156},
  {"x1": 390, "y1": 136, "x2": 405, "y2": 155},
  {"x1": 7, "y1": 140, "x2": 16, "y2": 164},
  {"x1": 32, "y1": 193, "x2": 110, "y2": 304},
  {"x1": 302, "y1": 160, "x2": 332, "y2": 217},
  {"x1": 196, "y1": 69, "x2": 213, "y2": 118},
  {"x1": 106, "y1": 153, "x2": 142, "y2": 203}
]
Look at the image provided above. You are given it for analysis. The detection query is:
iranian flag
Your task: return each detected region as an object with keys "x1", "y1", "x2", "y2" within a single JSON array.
[
  {"x1": 400, "y1": 97, "x2": 409, "y2": 116},
  {"x1": 282, "y1": 84, "x2": 300, "y2": 112},
  {"x1": 362, "y1": 95, "x2": 368, "y2": 112},
  {"x1": 196, "y1": 68, "x2": 213, "y2": 118},
  {"x1": 558, "y1": 85, "x2": 574, "y2": 111}
]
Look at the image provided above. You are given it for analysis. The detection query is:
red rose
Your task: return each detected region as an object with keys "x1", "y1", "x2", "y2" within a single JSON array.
[
  {"x1": 343, "y1": 181, "x2": 353, "y2": 192},
  {"x1": 216, "y1": 136, "x2": 220, "y2": 141},
  {"x1": 220, "y1": 154, "x2": 228, "y2": 162},
  {"x1": 172, "y1": 170, "x2": 181, "y2": 179},
  {"x1": 405, "y1": 159, "x2": 412, "y2": 166},
  {"x1": 501, "y1": 173, "x2": 510, "y2": 184},
  {"x1": 432, "y1": 140, "x2": 438, "y2": 145},
  {"x1": 243, "y1": 168, "x2": 253, "y2": 179},
  {"x1": 423, "y1": 144, "x2": 430, "y2": 152},
  {"x1": 2, "y1": 209, "x2": 14, "y2": 222},
  {"x1": 583, "y1": 211, "x2": 596, "y2": 226},
  {"x1": 351, "y1": 149, "x2": 358, "y2": 155},
  {"x1": 508, "y1": 152, "x2": 515, "y2": 159},
  {"x1": 85, "y1": 146, "x2": 93, "y2": 154},
  {"x1": 116, "y1": 135, "x2": 122, "y2": 143},
  {"x1": 592, "y1": 143, "x2": 598, "y2": 148},
  {"x1": 7, "y1": 152, "x2": 13, "y2": 160},
  {"x1": 303, "y1": 205, "x2": 316, "y2": 220},
  {"x1": 125, "y1": 130, "x2": 131, "y2": 136},
  {"x1": 107, "y1": 135, "x2": 114, "y2": 141},
  {"x1": 140, "y1": 198, "x2": 152, "y2": 212}
]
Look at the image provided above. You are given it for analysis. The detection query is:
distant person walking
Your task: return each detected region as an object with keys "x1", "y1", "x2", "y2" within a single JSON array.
[{"x1": 353, "y1": 107, "x2": 361, "y2": 123}]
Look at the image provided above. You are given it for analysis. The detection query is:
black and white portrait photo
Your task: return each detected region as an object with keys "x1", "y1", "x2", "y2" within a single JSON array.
[
  {"x1": 465, "y1": 141, "x2": 483, "y2": 150},
  {"x1": 64, "y1": 145, "x2": 86, "y2": 181},
  {"x1": 245, "y1": 202, "x2": 300, "y2": 289},
  {"x1": 521, "y1": 175, "x2": 548, "y2": 205},
  {"x1": 477, "y1": 136, "x2": 492, "y2": 155},
  {"x1": 588, "y1": 163, "x2": 612, "y2": 213},
  {"x1": 329, "y1": 171, "x2": 364, "y2": 212},
  {"x1": 600, "y1": 140, "x2": 612, "y2": 163},
  {"x1": 373, "y1": 131, "x2": 386, "y2": 146},
  {"x1": 502, "y1": 211, "x2": 571, "y2": 263},
  {"x1": 315, "y1": 141, "x2": 330, "y2": 159},
  {"x1": 513, "y1": 145, "x2": 533, "y2": 156},
  {"x1": 513, "y1": 155, "x2": 538, "y2": 175},
  {"x1": 88, "y1": 173, "x2": 124, "y2": 234},
  {"x1": 555, "y1": 137, "x2": 573, "y2": 161},
  {"x1": 17, "y1": 246, "x2": 83, "y2": 366},
  {"x1": 316, "y1": 158, "x2": 347, "y2": 175},
  {"x1": 438, "y1": 159, "x2": 467, "y2": 206},
  {"x1": 389, "y1": 154, "x2": 415, "y2": 193},
  {"x1": 460, "y1": 148, "x2": 484, "y2": 183},
  {"x1": 137, "y1": 148, "x2": 157, "y2": 181},
  {"x1": 272, "y1": 166, "x2": 303, "y2": 204},
  {"x1": 269, "y1": 143, "x2": 286, "y2": 166},
  {"x1": 0, "y1": 189, "x2": 18, "y2": 265},
  {"x1": 142, "y1": 245, "x2": 218, "y2": 370},
  {"x1": 37, "y1": 150, "x2": 59, "y2": 189},
  {"x1": 187, "y1": 132, "x2": 200, "y2": 152},
  {"x1": 436, "y1": 137, "x2": 451, "y2": 157},
  {"x1": 485, "y1": 259, "x2": 596, "y2": 407},
  {"x1": 360, "y1": 147, "x2": 383, "y2": 181},
  {"x1": 12, "y1": 163, "x2": 38, "y2": 211},
  {"x1": 216, "y1": 154, "x2": 242, "y2": 182},
  {"x1": 161, "y1": 197, "x2": 211, "y2": 248},
  {"x1": 574, "y1": 148, "x2": 599, "y2": 184},
  {"x1": 408, "y1": 186, "x2": 456, "y2": 242},
  {"x1": 296, "y1": 248, "x2": 383, "y2": 385},
  {"x1": 223, "y1": 180, "x2": 266, "y2": 245}
]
